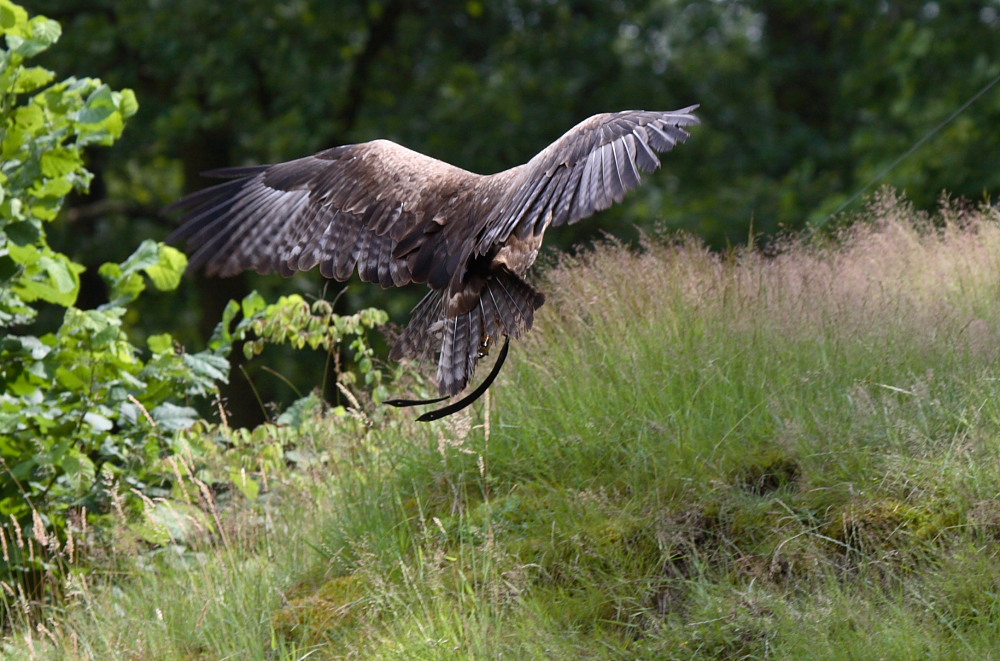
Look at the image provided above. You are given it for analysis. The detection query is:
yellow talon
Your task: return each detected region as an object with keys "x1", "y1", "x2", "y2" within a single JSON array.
[{"x1": 478, "y1": 334, "x2": 492, "y2": 358}]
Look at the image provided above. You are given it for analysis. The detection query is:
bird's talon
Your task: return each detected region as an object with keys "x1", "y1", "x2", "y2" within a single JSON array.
[{"x1": 478, "y1": 334, "x2": 492, "y2": 358}]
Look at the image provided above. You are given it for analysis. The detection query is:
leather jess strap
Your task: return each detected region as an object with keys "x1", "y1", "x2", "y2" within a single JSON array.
[{"x1": 386, "y1": 336, "x2": 511, "y2": 422}]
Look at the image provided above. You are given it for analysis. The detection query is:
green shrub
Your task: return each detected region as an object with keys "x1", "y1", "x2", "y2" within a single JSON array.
[
  {"x1": 0, "y1": 1, "x2": 396, "y2": 614},
  {"x1": 0, "y1": 0, "x2": 239, "y2": 588}
]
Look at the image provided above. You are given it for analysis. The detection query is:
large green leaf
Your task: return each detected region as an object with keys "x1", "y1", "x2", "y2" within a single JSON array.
[
  {"x1": 144, "y1": 244, "x2": 186, "y2": 291},
  {"x1": 60, "y1": 448, "x2": 96, "y2": 493},
  {"x1": 12, "y1": 65, "x2": 53, "y2": 93},
  {"x1": 71, "y1": 84, "x2": 115, "y2": 124},
  {"x1": 40, "y1": 149, "x2": 81, "y2": 178},
  {"x1": 8, "y1": 245, "x2": 81, "y2": 306},
  {"x1": 5, "y1": 16, "x2": 59, "y2": 57},
  {"x1": 100, "y1": 241, "x2": 187, "y2": 306},
  {"x1": 0, "y1": 1, "x2": 28, "y2": 32},
  {"x1": 183, "y1": 352, "x2": 230, "y2": 384},
  {"x1": 150, "y1": 402, "x2": 199, "y2": 431}
]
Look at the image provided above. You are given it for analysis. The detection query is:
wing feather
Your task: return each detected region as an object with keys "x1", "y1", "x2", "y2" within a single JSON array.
[
  {"x1": 182, "y1": 184, "x2": 274, "y2": 267},
  {"x1": 618, "y1": 134, "x2": 641, "y2": 191},
  {"x1": 579, "y1": 149, "x2": 601, "y2": 220},
  {"x1": 598, "y1": 142, "x2": 615, "y2": 209},
  {"x1": 292, "y1": 209, "x2": 336, "y2": 271},
  {"x1": 167, "y1": 140, "x2": 480, "y2": 287},
  {"x1": 474, "y1": 107, "x2": 698, "y2": 254},
  {"x1": 632, "y1": 129, "x2": 662, "y2": 172}
]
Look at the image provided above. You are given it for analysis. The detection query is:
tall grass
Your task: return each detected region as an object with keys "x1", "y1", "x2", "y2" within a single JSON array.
[{"x1": 6, "y1": 190, "x2": 1000, "y2": 659}]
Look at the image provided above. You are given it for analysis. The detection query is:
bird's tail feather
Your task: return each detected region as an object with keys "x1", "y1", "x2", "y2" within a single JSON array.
[
  {"x1": 390, "y1": 270, "x2": 545, "y2": 396},
  {"x1": 479, "y1": 270, "x2": 546, "y2": 340},
  {"x1": 389, "y1": 289, "x2": 444, "y2": 364},
  {"x1": 436, "y1": 309, "x2": 483, "y2": 396}
]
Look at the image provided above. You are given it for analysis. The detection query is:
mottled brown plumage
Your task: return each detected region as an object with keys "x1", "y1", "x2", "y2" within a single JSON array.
[{"x1": 168, "y1": 107, "x2": 699, "y2": 398}]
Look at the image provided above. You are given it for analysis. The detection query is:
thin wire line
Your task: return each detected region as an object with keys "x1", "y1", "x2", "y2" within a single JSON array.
[{"x1": 818, "y1": 69, "x2": 1000, "y2": 227}]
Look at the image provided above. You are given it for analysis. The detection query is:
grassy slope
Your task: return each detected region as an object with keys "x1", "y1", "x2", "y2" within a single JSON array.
[{"x1": 8, "y1": 192, "x2": 1000, "y2": 659}]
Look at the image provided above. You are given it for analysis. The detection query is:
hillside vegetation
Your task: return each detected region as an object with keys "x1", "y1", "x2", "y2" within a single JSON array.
[{"x1": 6, "y1": 191, "x2": 1000, "y2": 659}]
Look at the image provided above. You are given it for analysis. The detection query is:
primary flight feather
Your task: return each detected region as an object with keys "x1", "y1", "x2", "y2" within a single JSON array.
[{"x1": 168, "y1": 107, "x2": 699, "y2": 407}]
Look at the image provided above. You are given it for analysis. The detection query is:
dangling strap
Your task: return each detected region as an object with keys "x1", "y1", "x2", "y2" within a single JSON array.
[
  {"x1": 383, "y1": 394, "x2": 449, "y2": 407},
  {"x1": 385, "y1": 337, "x2": 511, "y2": 422}
]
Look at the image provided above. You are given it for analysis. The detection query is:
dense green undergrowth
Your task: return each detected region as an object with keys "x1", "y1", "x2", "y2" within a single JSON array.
[{"x1": 6, "y1": 192, "x2": 1000, "y2": 659}]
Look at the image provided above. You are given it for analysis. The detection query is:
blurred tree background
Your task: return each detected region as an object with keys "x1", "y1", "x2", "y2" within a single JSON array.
[{"x1": 33, "y1": 0, "x2": 1000, "y2": 424}]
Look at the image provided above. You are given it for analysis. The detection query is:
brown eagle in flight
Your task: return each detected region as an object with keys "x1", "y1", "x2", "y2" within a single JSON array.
[{"x1": 168, "y1": 107, "x2": 699, "y2": 418}]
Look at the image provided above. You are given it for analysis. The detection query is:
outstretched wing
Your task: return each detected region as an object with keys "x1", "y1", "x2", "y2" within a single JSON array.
[
  {"x1": 166, "y1": 139, "x2": 480, "y2": 289},
  {"x1": 475, "y1": 107, "x2": 699, "y2": 253}
]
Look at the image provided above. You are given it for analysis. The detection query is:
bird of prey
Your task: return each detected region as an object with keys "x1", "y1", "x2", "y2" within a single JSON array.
[{"x1": 168, "y1": 107, "x2": 699, "y2": 419}]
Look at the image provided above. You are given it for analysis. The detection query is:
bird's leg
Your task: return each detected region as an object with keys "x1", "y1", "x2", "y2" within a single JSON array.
[{"x1": 478, "y1": 334, "x2": 493, "y2": 358}]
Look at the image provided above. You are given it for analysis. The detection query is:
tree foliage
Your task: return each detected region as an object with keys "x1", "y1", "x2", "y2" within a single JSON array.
[{"x1": 0, "y1": 0, "x2": 229, "y2": 584}]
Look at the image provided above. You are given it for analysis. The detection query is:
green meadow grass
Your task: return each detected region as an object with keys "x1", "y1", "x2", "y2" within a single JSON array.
[{"x1": 7, "y1": 192, "x2": 1000, "y2": 659}]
